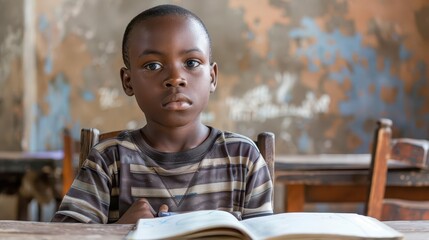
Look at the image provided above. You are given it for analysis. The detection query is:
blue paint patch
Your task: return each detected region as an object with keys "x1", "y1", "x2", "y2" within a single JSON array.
[
  {"x1": 38, "y1": 15, "x2": 49, "y2": 32},
  {"x1": 44, "y1": 56, "x2": 53, "y2": 74},
  {"x1": 328, "y1": 67, "x2": 352, "y2": 83},
  {"x1": 81, "y1": 90, "x2": 95, "y2": 101},
  {"x1": 71, "y1": 123, "x2": 81, "y2": 139},
  {"x1": 308, "y1": 61, "x2": 319, "y2": 72},
  {"x1": 289, "y1": 17, "x2": 429, "y2": 153},
  {"x1": 298, "y1": 131, "x2": 311, "y2": 153},
  {"x1": 290, "y1": 18, "x2": 363, "y2": 67},
  {"x1": 247, "y1": 31, "x2": 255, "y2": 40},
  {"x1": 32, "y1": 73, "x2": 72, "y2": 151},
  {"x1": 39, "y1": 14, "x2": 53, "y2": 74},
  {"x1": 399, "y1": 45, "x2": 411, "y2": 60}
]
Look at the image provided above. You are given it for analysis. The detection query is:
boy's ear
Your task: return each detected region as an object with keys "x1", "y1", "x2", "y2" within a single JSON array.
[
  {"x1": 120, "y1": 67, "x2": 134, "y2": 96},
  {"x1": 209, "y1": 62, "x2": 218, "y2": 93}
]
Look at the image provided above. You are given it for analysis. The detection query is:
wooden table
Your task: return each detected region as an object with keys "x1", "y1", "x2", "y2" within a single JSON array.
[
  {"x1": 0, "y1": 151, "x2": 63, "y2": 220},
  {"x1": 275, "y1": 154, "x2": 429, "y2": 212},
  {"x1": 0, "y1": 220, "x2": 427, "y2": 239},
  {"x1": 0, "y1": 221, "x2": 133, "y2": 240},
  {"x1": 0, "y1": 150, "x2": 63, "y2": 173}
]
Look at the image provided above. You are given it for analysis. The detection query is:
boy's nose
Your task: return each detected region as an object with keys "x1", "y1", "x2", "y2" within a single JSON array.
[
  {"x1": 163, "y1": 77, "x2": 187, "y2": 88},
  {"x1": 163, "y1": 64, "x2": 188, "y2": 88}
]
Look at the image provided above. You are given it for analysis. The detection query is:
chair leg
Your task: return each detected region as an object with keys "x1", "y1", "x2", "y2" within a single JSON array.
[{"x1": 17, "y1": 195, "x2": 31, "y2": 220}]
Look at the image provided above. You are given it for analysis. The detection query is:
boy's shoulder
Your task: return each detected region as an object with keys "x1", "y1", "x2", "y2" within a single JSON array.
[
  {"x1": 213, "y1": 128, "x2": 257, "y2": 147},
  {"x1": 92, "y1": 129, "x2": 138, "y2": 152},
  {"x1": 212, "y1": 128, "x2": 262, "y2": 161}
]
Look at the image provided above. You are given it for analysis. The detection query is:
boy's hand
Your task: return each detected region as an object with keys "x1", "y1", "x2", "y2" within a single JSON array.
[
  {"x1": 157, "y1": 203, "x2": 169, "y2": 216},
  {"x1": 115, "y1": 198, "x2": 168, "y2": 224}
]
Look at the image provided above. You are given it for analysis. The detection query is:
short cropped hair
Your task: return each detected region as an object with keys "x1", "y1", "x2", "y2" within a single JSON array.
[{"x1": 122, "y1": 4, "x2": 212, "y2": 68}]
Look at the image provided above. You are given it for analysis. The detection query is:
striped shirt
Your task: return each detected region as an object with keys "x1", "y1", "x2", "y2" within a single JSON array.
[{"x1": 52, "y1": 127, "x2": 273, "y2": 223}]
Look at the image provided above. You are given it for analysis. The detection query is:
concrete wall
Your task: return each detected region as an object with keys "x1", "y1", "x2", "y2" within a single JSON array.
[
  {"x1": 0, "y1": 0, "x2": 24, "y2": 151},
  {"x1": 1, "y1": 0, "x2": 428, "y2": 154}
]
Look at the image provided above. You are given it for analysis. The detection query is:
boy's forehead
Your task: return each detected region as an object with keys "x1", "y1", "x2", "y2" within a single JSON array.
[
  {"x1": 128, "y1": 14, "x2": 210, "y2": 52},
  {"x1": 133, "y1": 14, "x2": 208, "y2": 41}
]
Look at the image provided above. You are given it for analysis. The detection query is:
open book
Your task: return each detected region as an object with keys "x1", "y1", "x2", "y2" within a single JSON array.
[{"x1": 126, "y1": 210, "x2": 403, "y2": 240}]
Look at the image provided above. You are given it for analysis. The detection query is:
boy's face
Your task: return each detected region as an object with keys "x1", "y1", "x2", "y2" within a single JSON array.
[{"x1": 121, "y1": 15, "x2": 217, "y2": 128}]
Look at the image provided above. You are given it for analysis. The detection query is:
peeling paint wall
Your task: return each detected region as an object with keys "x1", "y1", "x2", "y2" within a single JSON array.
[
  {"x1": 0, "y1": 0, "x2": 24, "y2": 151},
  {"x1": 1, "y1": 0, "x2": 428, "y2": 154}
]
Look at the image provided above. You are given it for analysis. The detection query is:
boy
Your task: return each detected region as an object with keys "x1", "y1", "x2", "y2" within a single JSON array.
[{"x1": 52, "y1": 4, "x2": 273, "y2": 224}]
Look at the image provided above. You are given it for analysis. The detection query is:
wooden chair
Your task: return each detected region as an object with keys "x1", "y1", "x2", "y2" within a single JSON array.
[
  {"x1": 79, "y1": 128, "x2": 122, "y2": 168},
  {"x1": 62, "y1": 129, "x2": 76, "y2": 196},
  {"x1": 366, "y1": 118, "x2": 429, "y2": 220},
  {"x1": 79, "y1": 128, "x2": 275, "y2": 186}
]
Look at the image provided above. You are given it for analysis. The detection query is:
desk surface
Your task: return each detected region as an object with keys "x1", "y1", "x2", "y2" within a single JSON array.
[
  {"x1": 0, "y1": 220, "x2": 428, "y2": 239},
  {"x1": 0, "y1": 151, "x2": 64, "y2": 160},
  {"x1": 0, "y1": 221, "x2": 133, "y2": 240},
  {"x1": 276, "y1": 154, "x2": 415, "y2": 170},
  {"x1": 0, "y1": 150, "x2": 63, "y2": 173},
  {"x1": 275, "y1": 154, "x2": 429, "y2": 186}
]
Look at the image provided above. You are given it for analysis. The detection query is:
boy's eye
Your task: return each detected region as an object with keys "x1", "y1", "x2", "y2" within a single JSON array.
[
  {"x1": 185, "y1": 60, "x2": 201, "y2": 68},
  {"x1": 143, "y1": 62, "x2": 162, "y2": 71}
]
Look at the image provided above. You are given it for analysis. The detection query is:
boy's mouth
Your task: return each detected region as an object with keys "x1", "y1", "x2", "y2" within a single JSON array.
[{"x1": 161, "y1": 93, "x2": 192, "y2": 110}]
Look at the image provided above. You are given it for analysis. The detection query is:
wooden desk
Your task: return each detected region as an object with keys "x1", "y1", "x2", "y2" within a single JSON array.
[
  {"x1": 0, "y1": 151, "x2": 63, "y2": 220},
  {"x1": 275, "y1": 154, "x2": 429, "y2": 212},
  {"x1": 0, "y1": 220, "x2": 428, "y2": 239},
  {"x1": 0, "y1": 221, "x2": 133, "y2": 240},
  {"x1": 0, "y1": 151, "x2": 63, "y2": 173}
]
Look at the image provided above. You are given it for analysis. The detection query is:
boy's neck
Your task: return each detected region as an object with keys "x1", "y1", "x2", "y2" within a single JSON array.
[{"x1": 140, "y1": 123, "x2": 210, "y2": 153}]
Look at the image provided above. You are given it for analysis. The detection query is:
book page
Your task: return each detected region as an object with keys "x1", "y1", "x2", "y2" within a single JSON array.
[
  {"x1": 126, "y1": 210, "x2": 253, "y2": 240},
  {"x1": 241, "y1": 212, "x2": 404, "y2": 240}
]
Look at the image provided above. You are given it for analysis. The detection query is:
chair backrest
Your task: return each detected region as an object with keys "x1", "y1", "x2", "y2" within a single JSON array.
[
  {"x1": 365, "y1": 118, "x2": 429, "y2": 219},
  {"x1": 79, "y1": 128, "x2": 276, "y2": 184},
  {"x1": 79, "y1": 128, "x2": 122, "y2": 168},
  {"x1": 62, "y1": 129, "x2": 80, "y2": 196},
  {"x1": 256, "y1": 132, "x2": 276, "y2": 185}
]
